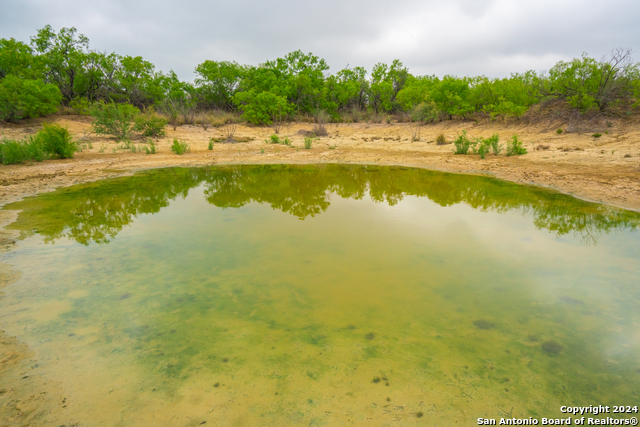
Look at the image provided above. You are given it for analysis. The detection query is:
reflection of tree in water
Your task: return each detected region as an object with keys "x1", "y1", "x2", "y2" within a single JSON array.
[{"x1": 6, "y1": 164, "x2": 639, "y2": 245}]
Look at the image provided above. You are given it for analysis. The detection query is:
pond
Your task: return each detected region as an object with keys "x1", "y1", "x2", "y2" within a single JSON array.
[{"x1": 1, "y1": 164, "x2": 639, "y2": 426}]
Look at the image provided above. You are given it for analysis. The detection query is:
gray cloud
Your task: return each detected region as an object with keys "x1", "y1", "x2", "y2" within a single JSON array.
[{"x1": 1, "y1": 0, "x2": 639, "y2": 80}]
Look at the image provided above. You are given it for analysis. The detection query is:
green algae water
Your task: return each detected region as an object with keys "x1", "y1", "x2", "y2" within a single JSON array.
[{"x1": 1, "y1": 164, "x2": 639, "y2": 426}]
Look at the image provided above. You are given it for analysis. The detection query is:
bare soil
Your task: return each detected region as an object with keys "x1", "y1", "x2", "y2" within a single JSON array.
[{"x1": 0, "y1": 114, "x2": 639, "y2": 425}]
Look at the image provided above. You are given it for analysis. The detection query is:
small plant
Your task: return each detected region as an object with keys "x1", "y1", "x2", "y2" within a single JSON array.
[
  {"x1": 436, "y1": 133, "x2": 447, "y2": 145},
  {"x1": 283, "y1": 137, "x2": 292, "y2": 146},
  {"x1": 98, "y1": 145, "x2": 106, "y2": 153},
  {"x1": 556, "y1": 129, "x2": 563, "y2": 134},
  {"x1": 453, "y1": 130, "x2": 473, "y2": 155},
  {"x1": 328, "y1": 144, "x2": 337, "y2": 149},
  {"x1": 473, "y1": 137, "x2": 492, "y2": 159},
  {"x1": 260, "y1": 147, "x2": 264, "y2": 153},
  {"x1": 224, "y1": 123, "x2": 237, "y2": 142},
  {"x1": 486, "y1": 133, "x2": 502, "y2": 155},
  {"x1": 506, "y1": 135, "x2": 528, "y2": 156},
  {"x1": 592, "y1": 133, "x2": 602, "y2": 138},
  {"x1": 312, "y1": 110, "x2": 328, "y2": 136},
  {"x1": 606, "y1": 121, "x2": 613, "y2": 127},
  {"x1": 269, "y1": 134, "x2": 281, "y2": 144},
  {"x1": 208, "y1": 138, "x2": 214, "y2": 150},
  {"x1": 409, "y1": 123, "x2": 421, "y2": 141},
  {"x1": 624, "y1": 153, "x2": 631, "y2": 158},
  {"x1": 304, "y1": 137, "x2": 312, "y2": 149},
  {"x1": 144, "y1": 139, "x2": 157, "y2": 154},
  {"x1": 170, "y1": 139, "x2": 190, "y2": 155}
]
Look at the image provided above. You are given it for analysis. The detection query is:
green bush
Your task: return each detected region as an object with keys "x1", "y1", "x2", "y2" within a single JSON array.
[
  {"x1": 556, "y1": 129, "x2": 563, "y2": 134},
  {"x1": 36, "y1": 124, "x2": 76, "y2": 159},
  {"x1": 506, "y1": 135, "x2": 527, "y2": 156},
  {"x1": 410, "y1": 101, "x2": 437, "y2": 123},
  {"x1": 144, "y1": 139, "x2": 157, "y2": 154},
  {"x1": 170, "y1": 139, "x2": 189, "y2": 155},
  {"x1": 69, "y1": 97, "x2": 93, "y2": 115},
  {"x1": 304, "y1": 137, "x2": 312, "y2": 149},
  {"x1": 208, "y1": 138, "x2": 214, "y2": 150},
  {"x1": 91, "y1": 102, "x2": 140, "y2": 141},
  {"x1": 592, "y1": 133, "x2": 602, "y2": 138},
  {"x1": 453, "y1": 130, "x2": 473, "y2": 154},
  {"x1": 134, "y1": 109, "x2": 167, "y2": 138},
  {"x1": 473, "y1": 137, "x2": 491, "y2": 159},
  {"x1": 233, "y1": 90, "x2": 292, "y2": 125},
  {"x1": 487, "y1": 133, "x2": 502, "y2": 155},
  {"x1": 436, "y1": 133, "x2": 447, "y2": 145},
  {"x1": 0, "y1": 75, "x2": 62, "y2": 122},
  {"x1": 0, "y1": 138, "x2": 36, "y2": 164},
  {"x1": 269, "y1": 134, "x2": 281, "y2": 144}
]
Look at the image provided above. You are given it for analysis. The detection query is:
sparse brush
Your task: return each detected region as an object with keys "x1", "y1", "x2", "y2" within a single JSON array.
[
  {"x1": 506, "y1": 135, "x2": 527, "y2": 156},
  {"x1": 436, "y1": 133, "x2": 447, "y2": 145},
  {"x1": 312, "y1": 110, "x2": 328, "y2": 136},
  {"x1": 134, "y1": 108, "x2": 167, "y2": 138},
  {"x1": 409, "y1": 122, "x2": 421, "y2": 141},
  {"x1": 453, "y1": 130, "x2": 473, "y2": 154},
  {"x1": 170, "y1": 139, "x2": 190, "y2": 155},
  {"x1": 208, "y1": 138, "x2": 214, "y2": 150},
  {"x1": 304, "y1": 137, "x2": 312, "y2": 149},
  {"x1": 283, "y1": 137, "x2": 292, "y2": 146},
  {"x1": 224, "y1": 123, "x2": 237, "y2": 142}
]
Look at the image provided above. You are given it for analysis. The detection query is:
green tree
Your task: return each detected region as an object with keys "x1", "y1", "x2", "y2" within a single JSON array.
[
  {"x1": 0, "y1": 74, "x2": 62, "y2": 121},
  {"x1": 195, "y1": 60, "x2": 245, "y2": 110},
  {"x1": 369, "y1": 60, "x2": 409, "y2": 113},
  {"x1": 30, "y1": 25, "x2": 90, "y2": 103},
  {"x1": 0, "y1": 38, "x2": 43, "y2": 79},
  {"x1": 428, "y1": 76, "x2": 473, "y2": 119},
  {"x1": 91, "y1": 101, "x2": 140, "y2": 141}
]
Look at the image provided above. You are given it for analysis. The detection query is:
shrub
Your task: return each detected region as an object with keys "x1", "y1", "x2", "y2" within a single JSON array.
[
  {"x1": 0, "y1": 75, "x2": 62, "y2": 122},
  {"x1": 304, "y1": 137, "x2": 312, "y2": 149},
  {"x1": 0, "y1": 138, "x2": 37, "y2": 164},
  {"x1": 486, "y1": 133, "x2": 502, "y2": 155},
  {"x1": 592, "y1": 133, "x2": 602, "y2": 138},
  {"x1": 269, "y1": 134, "x2": 281, "y2": 144},
  {"x1": 91, "y1": 102, "x2": 140, "y2": 141},
  {"x1": 134, "y1": 109, "x2": 167, "y2": 138},
  {"x1": 556, "y1": 129, "x2": 563, "y2": 134},
  {"x1": 144, "y1": 139, "x2": 157, "y2": 154},
  {"x1": 506, "y1": 135, "x2": 527, "y2": 156},
  {"x1": 473, "y1": 137, "x2": 491, "y2": 159},
  {"x1": 410, "y1": 101, "x2": 437, "y2": 123},
  {"x1": 69, "y1": 97, "x2": 93, "y2": 115},
  {"x1": 170, "y1": 139, "x2": 189, "y2": 155},
  {"x1": 453, "y1": 130, "x2": 473, "y2": 154},
  {"x1": 208, "y1": 138, "x2": 214, "y2": 150},
  {"x1": 233, "y1": 90, "x2": 292, "y2": 125},
  {"x1": 436, "y1": 133, "x2": 447, "y2": 145},
  {"x1": 36, "y1": 124, "x2": 76, "y2": 158}
]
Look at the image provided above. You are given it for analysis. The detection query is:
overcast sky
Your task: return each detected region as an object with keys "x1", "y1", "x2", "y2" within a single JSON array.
[{"x1": 1, "y1": 0, "x2": 639, "y2": 81}]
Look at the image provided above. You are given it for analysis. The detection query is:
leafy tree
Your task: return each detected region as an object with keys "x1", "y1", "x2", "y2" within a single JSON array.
[
  {"x1": 30, "y1": 25, "x2": 90, "y2": 103},
  {"x1": 369, "y1": 60, "x2": 409, "y2": 113},
  {"x1": 324, "y1": 66, "x2": 369, "y2": 115},
  {"x1": 428, "y1": 76, "x2": 473, "y2": 119},
  {"x1": 195, "y1": 60, "x2": 245, "y2": 110},
  {"x1": 0, "y1": 38, "x2": 43, "y2": 79},
  {"x1": 0, "y1": 74, "x2": 61, "y2": 121},
  {"x1": 544, "y1": 50, "x2": 639, "y2": 112}
]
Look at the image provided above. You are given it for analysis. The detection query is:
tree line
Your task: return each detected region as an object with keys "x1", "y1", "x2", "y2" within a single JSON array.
[{"x1": 1, "y1": 25, "x2": 639, "y2": 124}]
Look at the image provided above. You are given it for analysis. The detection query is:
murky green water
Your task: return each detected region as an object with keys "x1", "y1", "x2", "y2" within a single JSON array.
[{"x1": 1, "y1": 164, "x2": 639, "y2": 426}]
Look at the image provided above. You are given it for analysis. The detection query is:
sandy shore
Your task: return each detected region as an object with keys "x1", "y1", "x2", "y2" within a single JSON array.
[{"x1": 0, "y1": 115, "x2": 639, "y2": 425}]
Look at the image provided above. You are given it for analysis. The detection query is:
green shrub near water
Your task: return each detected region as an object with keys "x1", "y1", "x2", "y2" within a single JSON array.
[
  {"x1": 506, "y1": 135, "x2": 527, "y2": 156},
  {"x1": 170, "y1": 139, "x2": 189, "y2": 155},
  {"x1": 453, "y1": 130, "x2": 473, "y2": 154},
  {"x1": 0, "y1": 124, "x2": 76, "y2": 164}
]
